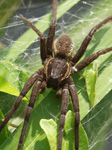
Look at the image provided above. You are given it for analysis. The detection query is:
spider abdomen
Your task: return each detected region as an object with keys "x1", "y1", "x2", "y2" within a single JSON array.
[{"x1": 45, "y1": 58, "x2": 70, "y2": 89}]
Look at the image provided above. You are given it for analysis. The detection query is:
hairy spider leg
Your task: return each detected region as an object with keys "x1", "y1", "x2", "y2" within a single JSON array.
[
  {"x1": 18, "y1": 80, "x2": 43, "y2": 150},
  {"x1": 58, "y1": 84, "x2": 69, "y2": 150},
  {"x1": 56, "y1": 88, "x2": 63, "y2": 99},
  {"x1": 47, "y1": 0, "x2": 57, "y2": 56},
  {"x1": 20, "y1": 0, "x2": 57, "y2": 63},
  {"x1": 39, "y1": 81, "x2": 47, "y2": 94},
  {"x1": 19, "y1": 14, "x2": 46, "y2": 64},
  {"x1": 71, "y1": 15, "x2": 112, "y2": 66},
  {"x1": 72, "y1": 47, "x2": 112, "y2": 74},
  {"x1": 69, "y1": 78, "x2": 80, "y2": 150},
  {"x1": 0, "y1": 69, "x2": 42, "y2": 132}
]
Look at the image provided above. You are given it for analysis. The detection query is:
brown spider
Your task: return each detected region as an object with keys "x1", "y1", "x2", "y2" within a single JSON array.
[{"x1": 0, "y1": 0, "x2": 112, "y2": 150}]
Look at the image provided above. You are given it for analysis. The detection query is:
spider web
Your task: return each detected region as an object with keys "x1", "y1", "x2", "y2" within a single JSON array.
[{"x1": 0, "y1": 0, "x2": 112, "y2": 150}]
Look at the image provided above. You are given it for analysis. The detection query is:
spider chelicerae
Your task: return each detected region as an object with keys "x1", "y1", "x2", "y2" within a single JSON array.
[{"x1": 0, "y1": 0, "x2": 112, "y2": 150}]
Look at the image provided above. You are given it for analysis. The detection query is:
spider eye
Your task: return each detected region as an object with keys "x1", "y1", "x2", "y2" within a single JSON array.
[{"x1": 53, "y1": 34, "x2": 74, "y2": 60}]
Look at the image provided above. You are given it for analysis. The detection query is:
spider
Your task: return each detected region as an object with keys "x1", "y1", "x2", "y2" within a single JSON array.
[{"x1": 0, "y1": 0, "x2": 112, "y2": 150}]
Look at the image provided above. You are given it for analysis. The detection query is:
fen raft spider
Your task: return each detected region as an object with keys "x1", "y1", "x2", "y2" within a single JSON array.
[{"x1": 0, "y1": 0, "x2": 112, "y2": 150}]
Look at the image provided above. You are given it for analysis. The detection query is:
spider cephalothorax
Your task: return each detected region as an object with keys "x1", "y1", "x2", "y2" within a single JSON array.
[
  {"x1": 44, "y1": 57, "x2": 71, "y2": 89},
  {"x1": 0, "y1": 0, "x2": 112, "y2": 150}
]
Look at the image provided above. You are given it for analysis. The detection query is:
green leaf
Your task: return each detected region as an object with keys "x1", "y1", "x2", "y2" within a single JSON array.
[
  {"x1": 0, "y1": 0, "x2": 112, "y2": 149},
  {"x1": 0, "y1": 91, "x2": 60, "y2": 150},
  {"x1": 82, "y1": 90, "x2": 112, "y2": 150},
  {"x1": 85, "y1": 62, "x2": 98, "y2": 108},
  {"x1": 5, "y1": 0, "x2": 80, "y2": 62},
  {"x1": 0, "y1": 61, "x2": 28, "y2": 100},
  {"x1": 0, "y1": 75, "x2": 20, "y2": 97},
  {"x1": 40, "y1": 119, "x2": 57, "y2": 150},
  {"x1": 0, "y1": 0, "x2": 22, "y2": 37},
  {"x1": 0, "y1": 109, "x2": 9, "y2": 145},
  {"x1": 0, "y1": 87, "x2": 89, "y2": 150},
  {"x1": 40, "y1": 111, "x2": 89, "y2": 150},
  {"x1": 95, "y1": 62, "x2": 112, "y2": 105}
]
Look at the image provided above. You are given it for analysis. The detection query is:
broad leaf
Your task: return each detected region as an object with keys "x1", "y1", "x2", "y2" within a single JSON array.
[
  {"x1": 0, "y1": 0, "x2": 22, "y2": 37},
  {"x1": 85, "y1": 62, "x2": 98, "y2": 108},
  {"x1": 40, "y1": 111, "x2": 89, "y2": 150},
  {"x1": 0, "y1": 0, "x2": 112, "y2": 149},
  {"x1": 5, "y1": 0, "x2": 80, "y2": 62},
  {"x1": 82, "y1": 90, "x2": 112, "y2": 150}
]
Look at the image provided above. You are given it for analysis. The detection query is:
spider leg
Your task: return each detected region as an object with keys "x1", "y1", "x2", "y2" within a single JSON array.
[
  {"x1": 58, "y1": 84, "x2": 69, "y2": 150},
  {"x1": 71, "y1": 47, "x2": 112, "y2": 74},
  {"x1": 69, "y1": 78, "x2": 80, "y2": 150},
  {"x1": 56, "y1": 88, "x2": 62, "y2": 99},
  {"x1": 0, "y1": 69, "x2": 43, "y2": 132},
  {"x1": 71, "y1": 15, "x2": 112, "y2": 66},
  {"x1": 39, "y1": 80, "x2": 47, "y2": 94},
  {"x1": 47, "y1": 0, "x2": 57, "y2": 56},
  {"x1": 20, "y1": 14, "x2": 46, "y2": 64},
  {"x1": 17, "y1": 79, "x2": 43, "y2": 150}
]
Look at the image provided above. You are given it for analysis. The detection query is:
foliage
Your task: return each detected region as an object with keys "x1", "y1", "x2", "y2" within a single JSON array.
[{"x1": 0, "y1": 0, "x2": 112, "y2": 149}]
